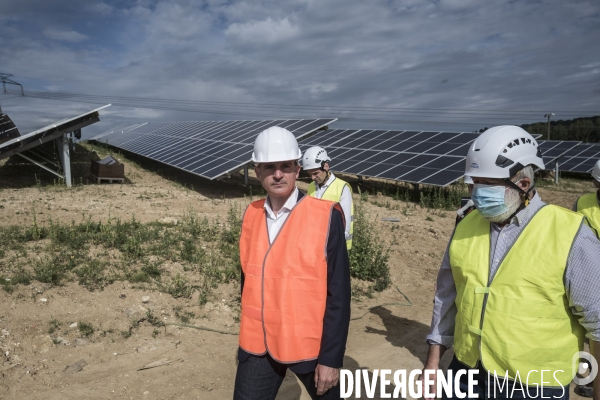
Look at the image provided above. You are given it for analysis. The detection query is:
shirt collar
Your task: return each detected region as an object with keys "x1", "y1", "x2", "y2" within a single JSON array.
[
  {"x1": 319, "y1": 173, "x2": 336, "y2": 189},
  {"x1": 264, "y1": 187, "x2": 299, "y2": 219}
]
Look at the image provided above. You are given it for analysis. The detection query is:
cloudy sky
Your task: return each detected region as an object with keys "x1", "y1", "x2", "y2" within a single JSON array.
[{"x1": 0, "y1": 0, "x2": 599, "y2": 138}]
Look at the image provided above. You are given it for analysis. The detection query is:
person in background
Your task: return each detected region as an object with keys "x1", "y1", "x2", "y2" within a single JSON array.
[
  {"x1": 302, "y1": 146, "x2": 354, "y2": 250},
  {"x1": 234, "y1": 127, "x2": 351, "y2": 400}
]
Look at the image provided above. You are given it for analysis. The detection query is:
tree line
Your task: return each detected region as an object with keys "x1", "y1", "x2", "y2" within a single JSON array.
[{"x1": 520, "y1": 116, "x2": 600, "y2": 143}]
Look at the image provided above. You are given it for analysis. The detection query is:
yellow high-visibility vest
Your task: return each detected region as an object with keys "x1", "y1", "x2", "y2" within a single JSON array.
[
  {"x1": 308, "y1": 177, "x2": 354, "y2": 250},
  {"x1": 576, "y1": 192, "x2": 600, "y2": 238},
  {"x1": 449, "y1": 205, "x2": 585, "y2": 386}
]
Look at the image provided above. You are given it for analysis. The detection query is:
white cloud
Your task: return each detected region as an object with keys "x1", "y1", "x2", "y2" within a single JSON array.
[
  {"x1": 1, "y1": 0, "x2": 599, "y2": 135},
  {"x1": 43, "y1": 28, "x2": 89, "y2": 43},
  {"x1": 225, "y1": 17, "x2": 299, "y2": 44}
]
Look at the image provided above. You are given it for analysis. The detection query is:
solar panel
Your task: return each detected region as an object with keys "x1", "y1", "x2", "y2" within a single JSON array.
[
  {"x1": 546, "y1": 143, "x2": 600, "y2": 173},
  {"x1": 536, "y1": 140, "x2": 581, "y2": 165},
  {"x1": 0, "y1": 105, "x2": 110, "y2": 160},
  {"x1": 92, "y1": 118, "x2": 337, "y2": 180},
  {"x1": 0, "y1": 113, "x2": 20, "y2": 145},
  {"x1": 299, "y1": 129, "x2": 477, "y2": 186}
]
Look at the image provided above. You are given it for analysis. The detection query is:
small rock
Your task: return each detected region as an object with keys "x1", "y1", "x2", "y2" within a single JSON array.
[
  {"x1": 124, "y1": 307, "x2": 139, "y2": 317},
  {"x1": 159, "y1": 217, "x2": 178, "y2": 225},
  {"x1": 141, "y1": 296, "x2": 150, "y2": 304},
  {"x1": 39, "y1": 298, "x2": 48, "y2": 303},
  {"x1": 70, "y1": 322, "x2": 78, "y2": 328},
  {"x1": 63, "y1": 359, "x2": 87, "y2": 374},
  {"x1": 55, "y1": 337, "x2": 70, "y2": 346},
  {"x1": 119, "y1": 294, "x2": 126, "y2": 299},
  {"x1": 74, "y1": 338, "x2": 89, "y2": 347}
]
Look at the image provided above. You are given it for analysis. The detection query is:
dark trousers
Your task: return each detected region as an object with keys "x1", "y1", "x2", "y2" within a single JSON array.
[
  {"x1": 442, "y1": 356, "x2": 569, "y2": 400},
  {"x1": 233, "y1": 354, "x2": 341, "y2": 400}
]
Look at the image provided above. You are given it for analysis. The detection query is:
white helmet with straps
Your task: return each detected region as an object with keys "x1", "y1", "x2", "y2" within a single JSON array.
[
  {"x1": 593, "y1": 159, "x2": 600, "y2": 182},
  {"x1": 251, "y1": 126, "x2": 301, "y2": 163},
  {"x1": 465, "y1": 125, "x2": 544, "y2": 179},
  {"x1": 302, "y1": 146, "x2": 331, "y2": 170}
]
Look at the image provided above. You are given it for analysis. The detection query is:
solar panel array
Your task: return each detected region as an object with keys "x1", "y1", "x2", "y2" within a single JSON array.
[
  {"x1": 92, "y1": 118, "x2": 336, "y2": 180},
  {"x1": 536, "y1": 140, "x2": 581, "y2": 165},
  {"x1": 299, "y1": 129, "x2": 480, "y2": 186},
  {"x1": 546, "y1": 143, "x2": 600, "y2": 173}
]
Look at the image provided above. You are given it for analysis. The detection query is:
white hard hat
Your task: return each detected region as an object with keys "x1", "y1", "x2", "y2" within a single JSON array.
[
  {"x1": 593, "y1": 159, "x2": 600, "y2": 182},
  {"x1": 251, "y1": 126, "x2": 301, "y2": 163},
  {"x1": 302, "y1": 146, "x2": 331, "y2": 170},
  {"x1": 465, "y1": 125, "x2": 544, "y2": 179},
  {"x1": 464, "y1": 175, "x2": 473, "y2": 185}
]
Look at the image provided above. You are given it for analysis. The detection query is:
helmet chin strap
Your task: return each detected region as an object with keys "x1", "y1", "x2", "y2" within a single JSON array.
[{"x1": 503, "y1": 178, "x2": 535, "y2": 207}]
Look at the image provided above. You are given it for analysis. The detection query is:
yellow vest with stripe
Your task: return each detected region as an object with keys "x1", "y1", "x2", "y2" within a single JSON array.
[
  {"x1": 450, "y1": 205, "x2": 585, "y2": 386},
  {"x1": 308, "y1": 177, "x2": 354, "y2": 250},
  {"x1": 576, "y1": 192, "x2": 600, "y2": 238}
]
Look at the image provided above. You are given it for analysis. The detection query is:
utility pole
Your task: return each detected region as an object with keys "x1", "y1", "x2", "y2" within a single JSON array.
[
  {"x1": 0, "y1": 73, "x2": 24, "y2": 96},
  {"x1": 544, "y1": 113, "x2": 555, "y2": 141}
]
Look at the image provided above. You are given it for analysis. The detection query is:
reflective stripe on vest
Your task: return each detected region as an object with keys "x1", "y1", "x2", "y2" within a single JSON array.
[
  {"x1": 449, "y1": 205, "x2": 585, "y2": 386},
  {"x1": 239, "y1": 195, "x2": 339, "y2": 363},
  {"x1": 576, "y1": 192, "x2": 600, "y2": 238},
  {"x1": 308, "y1": 177, "x2": 354, "y2": 250}
]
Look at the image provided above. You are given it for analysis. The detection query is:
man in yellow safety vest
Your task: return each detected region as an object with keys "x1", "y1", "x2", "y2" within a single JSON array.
[
  {"x1": 573, "y1": 159, "x2": 600, "y2": 397},
  {"x1": 422, "y1": 126, "x2": 600, "y2": 400},
  {"x1": 302, "y1": 146, "x2": 354, "y2": 250}
]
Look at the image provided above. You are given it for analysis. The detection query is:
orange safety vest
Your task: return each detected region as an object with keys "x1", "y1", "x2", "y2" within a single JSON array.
[{"x1": 239, "y1": 195, "x2": 341, "y2": 363}]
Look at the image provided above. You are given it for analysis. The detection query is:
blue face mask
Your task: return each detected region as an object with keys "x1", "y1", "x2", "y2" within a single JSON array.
[{"x1": 471, "y1": 184, "x2": 510, "y2": 218}]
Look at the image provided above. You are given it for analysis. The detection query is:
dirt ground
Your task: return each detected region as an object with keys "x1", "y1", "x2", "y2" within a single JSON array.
[{"x1": 0, "y1": 143, "x2": 596, "y2": 399}]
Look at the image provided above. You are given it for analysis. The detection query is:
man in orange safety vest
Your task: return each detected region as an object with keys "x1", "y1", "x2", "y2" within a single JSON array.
[{"x1": 233, "y1": 126, "x2": 351, "y2": 400}]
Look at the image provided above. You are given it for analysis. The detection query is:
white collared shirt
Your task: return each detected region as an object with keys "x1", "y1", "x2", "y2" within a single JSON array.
[
  {"x1": 314, "y1": 173, "x2": 353, "y2": 241},
  {"x1": 263, "y1": 187, "x2": 299, "y2": 244}
]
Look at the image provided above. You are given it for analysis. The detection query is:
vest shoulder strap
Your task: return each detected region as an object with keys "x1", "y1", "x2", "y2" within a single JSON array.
[{"x1": 307, "y1": 181, "x2": 317, "y2": 197}]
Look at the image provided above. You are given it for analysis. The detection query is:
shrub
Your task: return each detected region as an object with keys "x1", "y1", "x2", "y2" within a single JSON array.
[{"x1": 348, "y1": 196, "x2": 391, "y2": 292}]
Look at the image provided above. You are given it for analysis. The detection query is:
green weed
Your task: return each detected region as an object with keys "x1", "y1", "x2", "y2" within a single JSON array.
[
  {"x1": 78, "y1": 321, "x2": 94, "y2": 337},
  {"x1": 174, "y1": 306, "x2": 195, "y2": 324},
  {"x1": 48, "y1": 318, "x2": 62, "y2": 334},
  {"x1": 160, "y1": 273, "x2": 192, "y2": 298}
]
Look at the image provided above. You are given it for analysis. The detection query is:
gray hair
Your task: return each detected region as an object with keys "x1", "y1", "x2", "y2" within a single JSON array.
[{"x1": 511, "y1": 165, "x2": 535, "y2": 184}]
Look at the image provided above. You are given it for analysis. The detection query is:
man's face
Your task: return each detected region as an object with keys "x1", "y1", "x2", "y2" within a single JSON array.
[
  {"x1": 255, "y1": 160, "x2": 300, "y2": 199},
  {"x1": 307, "y1": 163, "x2": 329, "y2": 185}
]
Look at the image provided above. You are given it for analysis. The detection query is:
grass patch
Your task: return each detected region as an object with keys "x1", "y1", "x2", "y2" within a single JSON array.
[
  {"x1": 159, "y1": 273, "x2": 193, "y2": 298},
  {"x1": 174, "y1": 306, "x2": 195, "y2": 324},
  {"x1": 0, "y1": 203, "x2": 243, "y2": 304},
  {"x1": 78, "y1": 321, "x2": 94, "y2": 338},
  {"x1": 48, "y1": 318, "x2": 62, "y2": 334}
]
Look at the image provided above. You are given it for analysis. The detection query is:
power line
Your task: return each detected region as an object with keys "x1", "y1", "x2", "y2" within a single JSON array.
[
  {"x1": 18, "y1": 89, "x2": 600, "y2": 116},
  {"x1": 3, "y1": 88, "x2": 598, "y2": 130}
]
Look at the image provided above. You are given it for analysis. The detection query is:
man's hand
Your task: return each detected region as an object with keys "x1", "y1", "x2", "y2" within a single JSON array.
[
  {"x1": 417, "y1": 344, "x2": 447, "y2": 399},
  {"x1": 417, "y1": 369, "x2": 440, "y2": 400},
  {"x1": 314, "y1": 364, "x2": 340, "y2": 395}
]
